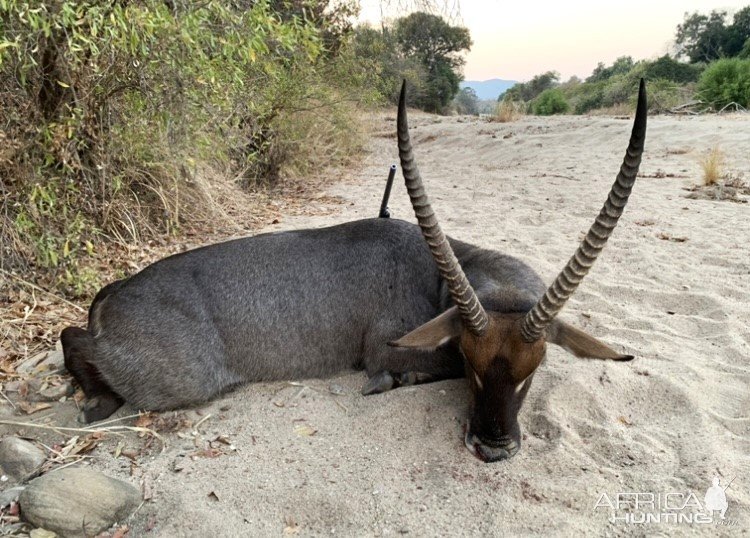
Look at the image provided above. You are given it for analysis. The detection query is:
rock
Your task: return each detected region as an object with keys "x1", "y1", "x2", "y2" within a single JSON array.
[
  {"x1": 16, "y1": 349, "x2": 65, "y2": 376},
  {"x1": 0, "y1": 522, "x2": 29, "y2": 535},
  {"x1": 30, "y1": 529, "x2": 58, "y2": 538},
  {"x1": 29, "y1": 381, "x2": 75, "y2": 402},
  {"x1": 19, "y1": 468, "x2": 141, "y2": 538},
  {"x1": 328, "y1": 383, "x2": 346, "y2": 395},
  {"x1": 0, "y1": 485, "x2": 25, "y2": 508},
  {"x1": 0, "y1": 437, "x2": 46, "y2": 484}
]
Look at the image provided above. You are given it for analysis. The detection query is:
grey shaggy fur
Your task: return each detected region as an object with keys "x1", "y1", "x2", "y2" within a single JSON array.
[{"x1": 70, "y1": 218, "x2": 545, "y2": 411}]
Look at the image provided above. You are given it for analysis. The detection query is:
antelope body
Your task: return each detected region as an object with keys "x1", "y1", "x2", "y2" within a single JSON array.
[{"x1": 62, "y1": 80, "x2": 647, "y2": 461}]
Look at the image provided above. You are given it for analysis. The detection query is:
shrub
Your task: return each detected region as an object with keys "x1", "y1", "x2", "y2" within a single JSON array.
[
  {"x1": 697, "y1": 58, "x2": 750, "y2": 109},
  {"x1": 532, "y1": 89, "x2": 569, "y2": 115},
  {"x1": 0, "y1": 0, "x2": 368, "y2": 291},
  {"x1": 699, "y1": 146, "x2": 725, "y2": 186},
  {"x1": 643, "y1": 55, "x2": 703, "y2": 83},
  {"x1": 492, "y1": 99, "x2": 523, "y2": 122},
  {"x1": 501, "y1": 71, "x2": 559, "y2": 102}
]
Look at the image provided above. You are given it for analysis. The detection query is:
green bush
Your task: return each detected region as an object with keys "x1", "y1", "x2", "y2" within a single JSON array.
[
  {"x1": 532, "y1": 89, "x2": 569, "y2": 115},
  {"x1": 643, "y1": 55, "x2": 703, "y2": 83},
  {"x1": 697, "y1": 58, "x2": 750, "y2": 109},
  {"x1": 0, "y1": 0, "x2": 369, "y2": 292}
]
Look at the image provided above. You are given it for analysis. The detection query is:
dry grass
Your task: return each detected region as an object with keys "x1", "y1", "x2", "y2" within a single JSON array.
[
  {"x1": 587, "y1": 102, "x2": 633, "y2": 117},
  {"x1": 0, "y1": 163, "x2": 353, "y2": 367},
  {"x1": 699, "y1": 146, "x2": 725, "y2": 186},
  {"x1": 491, "y1": 100, "x2": 524, "y2": 123}
]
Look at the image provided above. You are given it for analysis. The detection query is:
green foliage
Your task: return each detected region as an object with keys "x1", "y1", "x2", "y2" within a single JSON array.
[
  {"x1": 642, "y1": 55, "x2": 703, "y2": 83},
  {"x1": 531, "y1": 89, "x2": 569, "y2": 115},
  {"x1": 349, "y1": 14, "x2": 472, "y2": 113},
  {"x1": 723, "y1": 7, "x2": 750, "y2": 57},
  {"x1": 453, "y1": 87, "x2": 479, "y2": 115},
  {"x1": 350, "y1": 25, "x2": 427, "y2": 105},
  {"x1": 552, "y1": 55, "x2": 701, "y2": 114},
  {"x1": 501, "y1": 71, "x2": 559, "y2": 102},
  {"x1": 588, "y1": 56, "x2": 634, "y2": 83},
  {"x1": 676, "y1": 10, "x2": 729, "y2": 63},
  {"x1": 394, "y1": 12, "x2": 472, "y2": 70},
  {"x1": 675, "y1": 7, "x2": 750, "y2": 62},
  {"x1": 0, "y1": 0, "x2": 369, "y2": 291},
  {"x1": 697, "y1": 57, "x2": 750, "y2": 108},
  {"x1": 394, "y1": 12, "x2": 472, "y2": 112}
]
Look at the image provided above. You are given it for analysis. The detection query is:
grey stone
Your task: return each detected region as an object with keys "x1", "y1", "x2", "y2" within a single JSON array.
[
  {"x1": 29, "y1": 528, "x2": 58, "y2": 538},
  {"x1": 30, "y1": 381, "x2": 75, "y2": 402},
  {"x1": 0, "y1": 522, "x2": 29, "y2": 535},
  {"x1": 15, "y1": 350, "x2": 65, "y2": 376},
  {"x1": 19, "y1": 468, "x2": 141, "y2": 538},
  {"x1": 328, "y1": 383, "x2": 346, "y2": 395},
  {"x1": 0, "y1": 485, "x2": 25, "y2": 508},
  {"x1": 0, "y1": 437, "x2": 46, "y2": 484}
]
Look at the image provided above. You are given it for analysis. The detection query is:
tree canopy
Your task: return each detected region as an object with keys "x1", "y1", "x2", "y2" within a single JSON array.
[
  {"x1": 394, "y1": 12, "x2": 472, "y2": 70},
  {"x1": 675, "y1": 7, "x2": 750, "y2": 62},
  {"x1": 500, "y1": 71, "x2": 560, "y2": 102},
  {"x1": 394, "y1": 12, "x2": 472, "y2": 112},
  {"x1": 352, "y1": 12, "x2": 471, "y2": 113}
]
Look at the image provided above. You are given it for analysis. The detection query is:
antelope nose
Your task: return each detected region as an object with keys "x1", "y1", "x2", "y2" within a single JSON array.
[
  {"x1": 474, "y1": 439, "x2": 519, "y2": 462},
  {"x1": 464, "y1": 427, "x2": 520, "y2": 462}
]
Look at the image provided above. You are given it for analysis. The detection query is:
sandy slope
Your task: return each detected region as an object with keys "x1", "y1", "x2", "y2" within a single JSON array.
[{"x1": 6, "y1": 111, "x2": 750, "y2": 536}]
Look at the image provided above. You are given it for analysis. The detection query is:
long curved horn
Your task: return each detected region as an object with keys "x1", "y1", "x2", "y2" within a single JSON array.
[
  {"x1": 520, "y1": 78, "x2": 648, "y2": 343},
  {"x1": 397, "y1": 81, "x2": 489, "y2": 336}
]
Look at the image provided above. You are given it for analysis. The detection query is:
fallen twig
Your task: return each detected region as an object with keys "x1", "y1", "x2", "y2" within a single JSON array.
[
  {"x1": 0, "y1": 269, "x2": 86, "y2": 313},
  {"x1": 0, "y1": 388, "x2": 17, "y2": 410},
  {"x1": 0, "y1": 420, "x2": 166, "y2": 451}
]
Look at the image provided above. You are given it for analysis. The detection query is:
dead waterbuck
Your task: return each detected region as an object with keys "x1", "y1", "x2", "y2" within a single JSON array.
[
  {"x1": 388, "y1": 79, "x2": 646, "y2": 460},
  {"x1": 61, "y1": 80, "x2": 646, "y2": 462}
]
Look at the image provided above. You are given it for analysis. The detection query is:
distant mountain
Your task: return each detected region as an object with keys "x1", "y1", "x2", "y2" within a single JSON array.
[{"x1": 460, "y1": 79, "x2": 517, "y2": 101}]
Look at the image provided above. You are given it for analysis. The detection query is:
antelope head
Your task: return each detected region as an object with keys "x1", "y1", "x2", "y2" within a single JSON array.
[{"x1": 391, "y1": 80, "x2": 647, "y2": 462}]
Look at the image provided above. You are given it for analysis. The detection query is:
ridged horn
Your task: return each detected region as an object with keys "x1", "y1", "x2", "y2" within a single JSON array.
[
  {"x1": 397, "y1": 81, "x2": 489, "y2": 336},
  {"x1": 520, "y1": 78, "x2": 648, "y2": 343}
]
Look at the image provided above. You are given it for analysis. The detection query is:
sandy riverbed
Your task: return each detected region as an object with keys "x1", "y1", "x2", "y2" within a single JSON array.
[{"x1": 4, "y1": 109, "x2": 750, "y2": 536}]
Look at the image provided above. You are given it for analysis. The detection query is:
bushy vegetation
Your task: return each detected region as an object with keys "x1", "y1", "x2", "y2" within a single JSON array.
[
  {"x1": 676, "y1": 7, "x2": 750, "y2": 62},
  {"x1": 531, "y1": 89, "x2": 569, "y2": 115},
  {"x1": 494, "y1": 5, "x2": 750, "y2": 117},
  {"x1": 453, "y1": 87, "x2": 479, "y2": 115},
  {"x1": 0, "y1": 0, "x2": 378, "y2": 293},
  {"x1": 499, "y1": 55, "x2": 703, "y2": 116},
  {"x1": 352, "y1": 13, "x2": 471, "y2": 113},
  {"x1": 697, "y1": 57, "x2": 750, "y2": 108},
  {"x1": 699, "y1": 146, "x2": 726, "y2": 186},
  {"x1": 502, "y1": 71, "x2": 559, "y2": 102}
]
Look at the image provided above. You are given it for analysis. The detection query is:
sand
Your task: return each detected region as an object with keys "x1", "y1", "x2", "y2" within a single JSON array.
[{"x1": 3, "y1": 110, "x2": 749, "y2": 536}]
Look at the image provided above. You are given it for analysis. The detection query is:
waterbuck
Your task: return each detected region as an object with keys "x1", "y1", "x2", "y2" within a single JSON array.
[{"x1": 61, "y1": 80, "x2": 646, "y2": 462}]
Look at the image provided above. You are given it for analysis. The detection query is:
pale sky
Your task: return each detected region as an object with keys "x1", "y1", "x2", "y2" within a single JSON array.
[{"x1": 359, "y1": 0, "x2": 749, "y2": 81}]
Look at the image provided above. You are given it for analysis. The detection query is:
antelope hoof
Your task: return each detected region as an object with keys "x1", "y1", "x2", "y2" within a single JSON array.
[
  {"x1": 397, "y1": 371, "x2": 435, "y2": 386},
  {"x1": 362, "y1": 371, "x2": 396, "y2": 395},
  {"x1": 78, "y1": 394, "x2": 123, "y2": 423}
]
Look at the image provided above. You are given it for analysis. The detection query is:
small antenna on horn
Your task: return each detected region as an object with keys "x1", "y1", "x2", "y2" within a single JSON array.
[{"x1": 379, "y1": 164, "x2": 397, "y2": 218}]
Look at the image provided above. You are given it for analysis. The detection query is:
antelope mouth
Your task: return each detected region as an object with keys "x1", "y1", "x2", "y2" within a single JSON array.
[{"x1": 464, "y1": 422, "x2": 519, "y2": 462}]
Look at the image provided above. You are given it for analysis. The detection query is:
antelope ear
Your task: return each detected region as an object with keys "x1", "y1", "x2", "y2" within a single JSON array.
[
  {"x1": 547, "y1": 320, "x2": 634, "y2": 361},
  {"x1": 388, "y1": 307, "x2": 461, "y2": 350}
]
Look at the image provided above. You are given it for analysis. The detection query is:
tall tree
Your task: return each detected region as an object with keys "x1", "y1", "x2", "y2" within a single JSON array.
[
  {"x1": 675, "y1": 10, "x2": 729, "y2": 63},
  {"x1": 587, "y1": 56, "x2": 635, "y2": 83},
  {"x1": 394, "y1": 12, "x2": 472, "y2": 112},
  {"x1": 453, "y1": 86, "x2": 479, "y2": 115},
  {"x1": 500, "y1": 71, "x2": 560, "y2": 102},
  {"x1": 724, "y1": 6, "x2": 750, "y2": 57}
]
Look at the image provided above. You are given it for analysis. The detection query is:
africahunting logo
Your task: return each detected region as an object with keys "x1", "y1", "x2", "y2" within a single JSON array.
[{"x1": 594, "y1": 476, "x2": 737, "y2": 526}]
